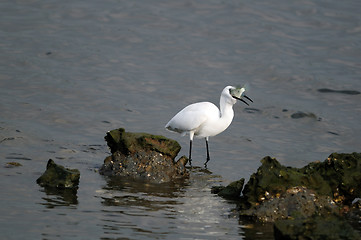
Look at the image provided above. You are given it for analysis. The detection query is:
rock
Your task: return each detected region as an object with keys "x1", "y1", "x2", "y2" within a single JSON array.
[
  {"x1": 240, "y1": 186, "x2": 337, "y2": 222},
  {"x1": 302, "y1": 152, "x2": 361, "y2": 205},
  {"x1": 36, "y1": 159, "x2": 80, "y2": 189},
  {"x1": 105, "y1": 128, "x2": 181, "y2": 159},
  {"x1": 317, "y1": 88, "x2": 360, "y2": 95},
  {"x1": 211, "y1": 152, "x2": 361, "y2": 238},
  {"x1": 352, "y1": 198, "x2": 361, "y2": 209},
  {"x1": 211, "y1": 178, "x2": 245, "y2": 199},
  {"x1": 240, "y1": 156, "x2": 326, "y2": 208},
  {"x1": 274, "y1": 215, "x2": 361, "y2": 240},
  {"x1": 290, "y1": 111, "x2": 317, "y2": 119},
  {"x1": 210, "y1": 152, "x2": 361, "y2": 228},
  {"x1": 100, "y1": 128, "x2": 188, "y2": 183},
  {"x1": 241, "y1": 153, "x2": 361, "y2": 209},
  {"x1": 5, "y1": 162, "x2": 22, "y2": 168}
]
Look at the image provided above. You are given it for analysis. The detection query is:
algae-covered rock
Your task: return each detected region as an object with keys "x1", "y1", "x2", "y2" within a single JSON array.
[
  {"x1": 211, "y1": 178, "x2": 245, "y2": 199},
  {"x1": 212, "y1": 152, "x2": 361, "y2": 226},
  {"x1": 36, "y1": 159, "x2": 80, "y2": 189},
  {"x1": 5, "y1": 162, "x2": 22, "y2": 168},
  {"x1": 241, "y1": 153, "x2": 361, "y2": 208},
  {"x1": 274, "y1": 215, "x2": 361, "y2": 240},
  {"x1": 100, "y1": 128, "x2": 188, "y2": 183},
  {"x1": 241, "y1": 156, "x2": 331, "y2": 207},
  {"x1": 105, "y1": 128, "x2": 181, "y2": 159},
  {"x1": 302, "y1": 152, "x2": 361, "y2": 205},
  {"x1": 211, "y1": 152, "x2": 361, "y2": 238},
  {"x1": 240, "y1": 187, "x2": 337, "y2": 222}
]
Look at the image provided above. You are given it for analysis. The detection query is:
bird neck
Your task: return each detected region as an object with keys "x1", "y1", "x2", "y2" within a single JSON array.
[{"x1": 219, "y1": 97, "x2": 234, "y2": 120}]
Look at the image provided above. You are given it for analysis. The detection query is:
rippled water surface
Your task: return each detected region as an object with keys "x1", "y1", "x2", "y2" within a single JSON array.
[{"x1": 1, "y1": 0, "x2": 361, "y2": 239}]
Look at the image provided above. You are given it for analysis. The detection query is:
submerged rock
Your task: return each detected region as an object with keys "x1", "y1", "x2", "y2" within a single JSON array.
[
  {"x1": 5, "y1": 162, "x2": 22, "y2": 168},
  {"x1": 290, "y1": 111, "x2": 318, "y2": 119},
  {"x1": 317, "y1": 88, "x2": 360, "y2": 95},
  {"x1": 274, "y1": 215, "x2": 361, "y2": 240},
  {"x1": 36, "y1": 159, "x2": 80, "y2": 189},
  {"x1": 100, "y1": 128, "x2": 188, "y2": 183},
  {"x1": 240, "y1": 186, "x2": 337, "y2": 222},
  {"x1": 211, "y1": 178, "x2": 245, "y2": 199}
]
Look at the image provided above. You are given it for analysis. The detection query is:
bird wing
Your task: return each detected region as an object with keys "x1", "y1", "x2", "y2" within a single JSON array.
[{"x1": 166, "y1": 102, "x2": 218, "y2": 133}]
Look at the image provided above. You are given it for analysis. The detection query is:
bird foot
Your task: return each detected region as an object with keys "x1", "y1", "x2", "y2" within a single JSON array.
[
  {"x1": 204, "y1": 157, "x2": 210, "y2": 168},
  {"x1": 188, "y1": 158, "x2": 192, "y2": 167}
]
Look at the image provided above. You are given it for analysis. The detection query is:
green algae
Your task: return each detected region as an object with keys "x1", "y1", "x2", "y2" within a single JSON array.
[
  {"x1": 101, "y1": 128, "x2": 188, "y2": 183},
  {"x1": 212, "y1": 152, "x2": 361, "y2": 238},
  {"x1": 105, "y1": 128, "x2": 181, "y2": 159},
  {"x1": 301, "y1": 152, "x2": 361, "y2": 205},
  {"x1": 36, "y1": 159, "x2": 80, "y2": 189},
  {"x1": 274, "y1": 215, "x2": 361, "y2": 240},
  {"x1": 241, "y1": 153, "x2": 361, "y2": 207}
]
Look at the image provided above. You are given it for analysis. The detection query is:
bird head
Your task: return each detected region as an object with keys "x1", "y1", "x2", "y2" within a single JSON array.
[{"x1": 229, "y1": 86, "x2": 253, "y2": 106}]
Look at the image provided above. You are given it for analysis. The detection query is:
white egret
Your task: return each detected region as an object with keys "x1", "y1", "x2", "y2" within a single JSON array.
[{"x1": 165, "y1": 85, "x2": 252, "y2": 166}]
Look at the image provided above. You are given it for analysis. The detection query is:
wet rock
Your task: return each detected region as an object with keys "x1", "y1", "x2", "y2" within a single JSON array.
[
  {"x1": 240, "y1": 156, "x2": 324, "y2": 208},
  {"x1": 318, "y1": 88, "x2": 360, "y2": 95},
  {"x1": 302, "y1": 152, "x2": 361, "y2": 205},
  {"x1": 240, "y1": 187, "x2": 337, "y2": 222},
  {"x1": 211, "y1": 152, "x2": 361, "y2": 225},
  {"x1": 5, "y1": 162, "x2": 22, "y2": 168},
  {"x1": 213, "y1": 153, "x2": 361, "y2": 238},
  {"x1": 100, "y1": 128, "x2": 188, "y2": 183},
  {"x1": 36, "y1": 159, "x2": 80, "y2": 189},
  {"x1": 211, "y1": 178, "x2": 245, "y2": 199},
  {"x1": 241, "y1": 153, "x2": 361, "y2": 209},
  {"x1": 105, "y1": 128, "x2": 181, "y2": 159},
  {"x1": 290, "y1": 111, "x2": 318, "y2": 119},
  {"x1": 244, "y1": 108, "x2": 261, "y2": 114},
  {"x1": 274, "y1": 215, "x2": 361, "y2": 240},
  {"x1": 352, "y1": 198, "x2": 361, "y2": 209}
]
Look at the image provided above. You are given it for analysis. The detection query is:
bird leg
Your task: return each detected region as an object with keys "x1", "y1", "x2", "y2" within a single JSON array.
[
  {"x1": 188, "y1": 140, "x2": 192, "y2": 166},
  {"x1": 205, "y1": 138, "x2": 210, "y2": 167}
]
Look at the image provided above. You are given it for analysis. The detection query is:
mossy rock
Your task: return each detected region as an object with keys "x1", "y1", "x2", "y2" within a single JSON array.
[
  {"x1": 211, "y1": 178, "x2": 245, "y2": 199},
  {"x1": 240, "y1": 187, "x2": 337, "y2": 222},
  {"x1": 301, "y1": 152, "x2": 361, "y2": 205},
  {"x1": 241, "y1": 153, "x2": 361, "y2": 207},
  {"x1": 105, "y1": 128, "x2": 181, "y2": 159},
  {"x1": 274, "y1": 215, "x2": 361, "y2": 240},
  {"x1": 100, "y1": 151, "x2": 189, "y2": 183},
  {"x1": 241, "y1": 156, "x2": 330, "y2": 206},
  {"x1": 101, "y1": 128, "x2": 188, "y2": 183},
  {"x1": 36, "y1": 159, "x2": 80, "y2": 189}
]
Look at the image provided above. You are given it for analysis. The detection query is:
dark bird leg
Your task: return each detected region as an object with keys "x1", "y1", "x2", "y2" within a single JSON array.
[
  {"x1": 205, "y1": 138, "x2": 210, "y2": 167},
  {"x1": 189, "y1": 140, "x2": 192, "y2": 166}
]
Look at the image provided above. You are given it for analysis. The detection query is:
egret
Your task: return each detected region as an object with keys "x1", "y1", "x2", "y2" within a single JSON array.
[{"x1": 165, "y1": 85, "x2": 252, "y2": 166}]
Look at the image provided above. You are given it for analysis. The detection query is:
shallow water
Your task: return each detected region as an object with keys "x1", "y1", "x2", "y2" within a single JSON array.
[{"x1": 1, "y1": 0, "x2": 361, "y2": 239}]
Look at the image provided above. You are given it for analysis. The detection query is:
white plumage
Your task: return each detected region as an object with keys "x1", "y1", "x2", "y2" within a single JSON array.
[{"x1": 165, "y1": 85, "x2": 252, "y2": 166}]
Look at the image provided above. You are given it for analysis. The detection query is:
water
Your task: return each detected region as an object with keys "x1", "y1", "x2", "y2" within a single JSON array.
[{"x1": 1, "y1": 0, "x2": 360, "y2": 239}]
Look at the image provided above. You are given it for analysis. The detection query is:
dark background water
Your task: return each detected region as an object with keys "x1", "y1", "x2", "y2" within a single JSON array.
[{"x1": 1, "y1": 0, "x2": 360, "y2": 239}]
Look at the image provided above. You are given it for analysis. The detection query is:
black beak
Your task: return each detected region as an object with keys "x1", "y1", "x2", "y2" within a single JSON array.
[{"x1": 233, "y1": 95, "x2": 253, "y2": 106}]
